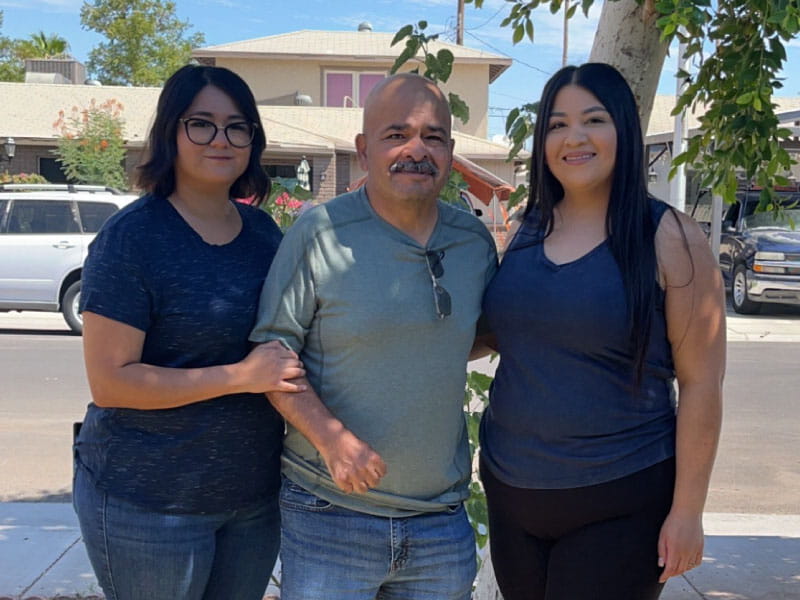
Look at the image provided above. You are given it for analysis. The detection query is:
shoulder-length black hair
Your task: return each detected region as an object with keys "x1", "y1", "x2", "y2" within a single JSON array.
[
  {"x1": 525, "y1": 62, "x2": 657, "y2": 382},
  {"x1": 137, "y1": 64, "x2": 270, "y2": 206}
]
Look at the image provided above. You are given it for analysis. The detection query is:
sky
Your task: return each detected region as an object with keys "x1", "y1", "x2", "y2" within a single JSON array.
[{"x1": 2, "y1": 0, "x2": 799, "y2": 140}]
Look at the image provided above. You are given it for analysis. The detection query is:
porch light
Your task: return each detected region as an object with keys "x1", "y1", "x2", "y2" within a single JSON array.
[{"x1": 3, "y1": 137, "x2": 15, "y2": 160}]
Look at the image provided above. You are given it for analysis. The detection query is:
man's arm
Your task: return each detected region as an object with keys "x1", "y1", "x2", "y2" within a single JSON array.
[{"x1": 268, "y1": 382, "x2": 387, "y2": 494}]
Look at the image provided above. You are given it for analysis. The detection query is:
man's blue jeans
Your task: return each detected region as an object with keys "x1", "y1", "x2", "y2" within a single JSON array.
[
  {"x1": 278, "y1": 478, "x2": 477, "y2": 600},
  {"x1": 73, "y1": 463, "x2": 280, "y2": 600}
]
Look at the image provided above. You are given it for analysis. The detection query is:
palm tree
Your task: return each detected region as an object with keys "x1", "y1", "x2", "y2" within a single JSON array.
[{"x1": 16, "y1": 31, "x2": 69, "y2": 59}]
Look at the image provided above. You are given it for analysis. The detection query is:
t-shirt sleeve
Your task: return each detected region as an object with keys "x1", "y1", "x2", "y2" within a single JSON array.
[
  {"x1": 249, "y1": 220, "x2": 316, "y2": 352},
  {"x1": 477, "y1": 235, "x2": 499, "y2": 337},
  {"x1": 80, "y1": 222, "x2": 152, "y2": 332}
]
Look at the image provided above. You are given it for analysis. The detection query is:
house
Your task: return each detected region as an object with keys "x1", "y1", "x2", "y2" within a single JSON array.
[
  {"x1": 645, "y1": 95, "x2": 800, "y2": 214},
  {"x1": 0, "y1": 26, "x2": 523, "y2": 212}
]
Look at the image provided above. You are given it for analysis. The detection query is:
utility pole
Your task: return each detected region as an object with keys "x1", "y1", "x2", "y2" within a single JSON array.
[
  {"x1": 562, "y1": 0, "x2": 569, "y2": 66},
  {"x1": 457, "y1": 0, "x2": 465, "y2": 45}
]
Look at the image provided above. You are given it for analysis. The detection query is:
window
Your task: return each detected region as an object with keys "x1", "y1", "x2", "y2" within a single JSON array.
[
  {"x1": 324, "y1": 72, "x2": 385, "y2": 108},
  {"x1": 0, "y1": 200, "x2": 7, "y2": 232},
  {"x1": 264, "y1": 164, "x2": 313, "y2": 192},
  {"x1": 39, "y1": 157, "x2": 71, "y2": 184},
  {"x1": 264, "y1": 164, "x2": 297, "y2": 179},
  {"x1": 7, "y1": 200, "x2": 79, "y2": 234},
  {"x1": 78, "y1": 201, "x2": 118, "y2": 233}
]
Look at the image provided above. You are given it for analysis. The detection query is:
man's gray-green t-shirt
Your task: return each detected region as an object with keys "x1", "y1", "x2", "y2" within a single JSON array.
[{"x1": 250, "y1": 187, "x2": 497, "y2": 517}]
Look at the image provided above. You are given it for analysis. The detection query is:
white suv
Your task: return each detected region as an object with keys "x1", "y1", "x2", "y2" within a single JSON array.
[{"x1": 0, "y1": 184, "x2": 138, "y2": 333}]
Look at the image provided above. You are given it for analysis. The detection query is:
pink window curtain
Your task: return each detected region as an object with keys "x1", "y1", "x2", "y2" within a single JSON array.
[
  {"x1": 358, "y1": 74, "x2": 386, "y2": 107},
  {"x1": 326, "y1": 73, "x2": 354, "y2": 107}
]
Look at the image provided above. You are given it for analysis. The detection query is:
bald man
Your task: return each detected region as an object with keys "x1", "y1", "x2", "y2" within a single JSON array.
[{"x1": 251, "y1": 74, "x2": 498, "y2": 599}]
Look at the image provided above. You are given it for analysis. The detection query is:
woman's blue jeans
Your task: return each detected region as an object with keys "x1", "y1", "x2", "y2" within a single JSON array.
[
  {"x1": 278, "y1": 478, "x2": 477, "y2": 600},
  {"x1": 73, "y1": 463, "x2": 280, "y2": 600}
]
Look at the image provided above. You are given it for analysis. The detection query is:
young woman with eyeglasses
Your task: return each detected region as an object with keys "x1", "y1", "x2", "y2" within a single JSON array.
[
  {"x1": 476, "y1": 63, "x2": 725, "y2": 599},
  {"x1": 73, "y1": 65, "x2": 306, "y2": 600}
]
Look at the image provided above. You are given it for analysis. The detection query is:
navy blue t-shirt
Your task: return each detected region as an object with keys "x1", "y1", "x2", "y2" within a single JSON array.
[
  {"x1": 480, "y1": 199, "x2": 677, "y2": 489},
  {"x1": 76, "y1": 194, "x2": 284, "y2": 514}
]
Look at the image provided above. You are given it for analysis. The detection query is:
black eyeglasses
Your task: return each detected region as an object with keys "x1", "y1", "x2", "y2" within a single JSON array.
[
  {"x1": 178, "y1": 117, "x2": 257, "y2": 148},
  {"x1": 425, "y1": 250, "x2": 452, "y2": 320}
]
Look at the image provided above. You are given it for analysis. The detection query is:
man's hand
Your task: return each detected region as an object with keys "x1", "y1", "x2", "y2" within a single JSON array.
[{"x1": 318, "y1": 428, "x2": 387, "y2": 494}]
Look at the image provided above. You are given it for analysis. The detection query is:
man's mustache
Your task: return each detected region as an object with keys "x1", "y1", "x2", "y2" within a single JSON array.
[{"x1": 389, "y1": 160, "x2": 439, "y2": 176}]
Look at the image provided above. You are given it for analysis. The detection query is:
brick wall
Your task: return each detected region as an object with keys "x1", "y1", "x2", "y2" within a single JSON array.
[
  {"x1": 3, "y1": 145, "x2": 51, "y2": 176},
  {"x1": 313, "y1": 155, "x2": 336, "y2": 202},
  {"x1": 5, "y1": 143, "x2": 143, "y2": 192},
  {"x1": 335, "y1": 153, "x2": 351, "y2": 197}
]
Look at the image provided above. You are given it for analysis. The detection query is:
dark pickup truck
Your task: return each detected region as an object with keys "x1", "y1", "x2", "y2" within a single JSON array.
[{"x1": 719, "y1": 189, "x2": 800, "y2": 314}]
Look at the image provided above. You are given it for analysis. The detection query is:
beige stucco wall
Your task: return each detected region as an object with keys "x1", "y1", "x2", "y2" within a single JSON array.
[
  {"x1": 470, "y1": 159, "x2": 516, "y2": 185},
  {"x1": 216, "y1": 58, "x2": 491, "y2": 138},
  {"x1": 435, "y1": 64, "x2": 490, "y2": 139},
  {"x1": 216, "y1": 58, "x2": 322, "y2": 105}
]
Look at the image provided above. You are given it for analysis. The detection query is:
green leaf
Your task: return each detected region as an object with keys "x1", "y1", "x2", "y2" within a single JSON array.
[
  {"x1": 448, "y1": 92, "x2": 470, "y2": 125},
  {"x1": 769, "y1": 36, "x2": 787, "y2": 61},
  {"x1": 390, "y1": 45, "x2": 416, "y2": 74},
  {"x1": 505, "y1": 107, "x2": 520, "y2": 134},
  {"x1": 513, "y1": 23, "x2": 525, "y2": 44},
  {"x1": 391, "y1": 25, "x2": 414, "y2": 47},
  {"x1": 436, "y1": 48, "x2": 454, "y2": 82}
]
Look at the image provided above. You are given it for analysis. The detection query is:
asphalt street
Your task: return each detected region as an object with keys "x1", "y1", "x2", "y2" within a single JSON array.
[{"x1": 1, "y1": 306, "x2": 799, "y2": 516}]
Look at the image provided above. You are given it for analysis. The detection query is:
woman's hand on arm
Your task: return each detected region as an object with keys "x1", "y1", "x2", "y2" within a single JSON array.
[
  {"x1": 83, "y1": 312, "x2": 306, "y2": 410},
  {"x1": 655, "y1": 210, "x2": 726, "y2": 582}
]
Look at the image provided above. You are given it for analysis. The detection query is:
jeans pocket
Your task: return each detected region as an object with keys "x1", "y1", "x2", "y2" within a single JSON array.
[{"x1": 279, "y1": 479, "x2": 334, "y2": 512}]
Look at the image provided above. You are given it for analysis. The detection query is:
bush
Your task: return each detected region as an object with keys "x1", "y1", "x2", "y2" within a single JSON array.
[
  {"x1": 53, "y1": 98, "x2": 128, "y2": 190},
  {"x1": 0, "y1": 171, "x2": 48, "y2": 184}
]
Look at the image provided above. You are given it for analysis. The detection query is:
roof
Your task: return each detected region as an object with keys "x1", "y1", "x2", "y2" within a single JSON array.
[
  {"x1": 193, "y1": 30, "x2": 512, "y2": 83},
  {"x1": 0, "y1": 82, "x2": 514, "y2": 161},
  {"x1": 646, "y1": 95, "x2": 800, "y2": 141},
  {"x1": 0, "y1": 81, "x2": 160, "y2": 144}
]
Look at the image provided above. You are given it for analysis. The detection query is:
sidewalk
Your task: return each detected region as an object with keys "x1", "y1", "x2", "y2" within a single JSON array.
[
  {"x1": 0, "y1": 502, "x2": 282, "y2": 599},
  {"x1": 1, "y1": 502, "x2": 798, "y2": 599}
]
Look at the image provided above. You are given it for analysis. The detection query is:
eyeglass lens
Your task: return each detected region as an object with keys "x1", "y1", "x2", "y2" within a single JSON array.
[
  {"x1": 182, "y1": 118, "x2": 255, "y2": 147},
  {"x1": 425, "y1": 250, "x2": 451, "y2": 319}
]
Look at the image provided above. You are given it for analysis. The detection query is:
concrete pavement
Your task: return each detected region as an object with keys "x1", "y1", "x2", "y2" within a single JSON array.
[
  {"x1": 1, "y1": 503, "x2": 798, "y2": 599},
  {"x1": 0, "y1": 503, "x2": 282, "y2": 599}
]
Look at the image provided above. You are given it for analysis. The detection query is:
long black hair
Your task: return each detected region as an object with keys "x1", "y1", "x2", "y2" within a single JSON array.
[
  {"x1": 525, "y1": 62, "x2": 657, "y2": 382},
  {"x1": 137, "y1": 64, "x2": 270, "y2": 205}
]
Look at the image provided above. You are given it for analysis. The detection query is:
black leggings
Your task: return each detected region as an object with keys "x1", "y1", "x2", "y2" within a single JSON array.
[{"x1": 480, "y1": 457, "x2": 675, "y2": 600}]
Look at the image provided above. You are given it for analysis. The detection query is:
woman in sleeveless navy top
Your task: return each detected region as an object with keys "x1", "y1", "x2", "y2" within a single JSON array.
[
  {"x1": 73, "y1": 66, "x2": 307, "y2": 600},
  {"x1": 477, "y1": 63, "x2": 725, "y2": 599}
]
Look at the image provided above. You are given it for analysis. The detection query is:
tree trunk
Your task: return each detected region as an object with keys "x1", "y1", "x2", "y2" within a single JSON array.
[
  {"x1": 473, "y1": 4, "x2": 668, "y2": 599},
  {"x1": 589, "y1": 0, "x2": 668, "y2": 132}
]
